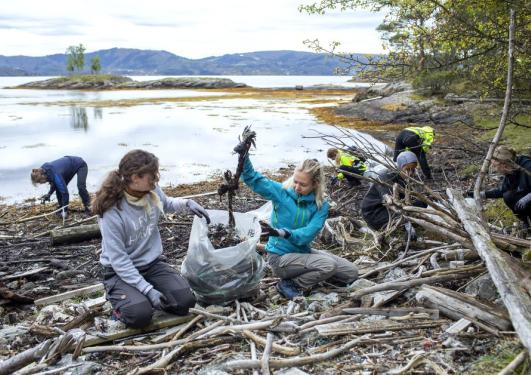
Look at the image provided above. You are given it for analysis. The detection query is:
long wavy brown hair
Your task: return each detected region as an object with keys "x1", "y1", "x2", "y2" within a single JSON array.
[{"x1": 92, "y1": 149, "x2": 159, "y2": 217}]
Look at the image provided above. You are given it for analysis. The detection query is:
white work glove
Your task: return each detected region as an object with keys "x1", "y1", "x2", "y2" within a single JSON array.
[
  {"x1": 515, "y1": 193, "x2": 531, "y2": 211},
  {"x1": 146, "y1": 288, "x2": 165, "y2": 310}
]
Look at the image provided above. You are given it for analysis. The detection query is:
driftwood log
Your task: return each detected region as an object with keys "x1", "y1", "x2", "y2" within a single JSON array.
[
  {"x1": 50, "y1": 224, "x2": 101, "y2": 245},
  {"x1": 415, "y1": 285, "x2": 511, "y2": 331},
  {"x1": 448, "y1": 188, "x2": 531, "y2": 355}
]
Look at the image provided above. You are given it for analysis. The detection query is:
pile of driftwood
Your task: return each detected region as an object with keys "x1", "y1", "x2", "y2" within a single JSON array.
[{"x1": 0, "y1": 154, "x2": 530, "y2": 374}]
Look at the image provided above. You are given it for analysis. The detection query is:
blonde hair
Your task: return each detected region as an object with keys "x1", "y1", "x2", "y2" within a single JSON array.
[{"x1": 283, "y1": 159, "x2": 326, "y2": 208}]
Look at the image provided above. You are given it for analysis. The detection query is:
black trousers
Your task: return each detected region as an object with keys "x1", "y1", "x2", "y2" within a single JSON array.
[
  {"x1": 503, "y1": 190, "x2": 531, "y2": 224},
  {"x1": 103, "y1": 258, "x2": 196, "y2": 328},
  {"x1": 393, "y1": 130, "x2": 432, "y2": 179},
  {"x1": 362, "y1": 205, "x2": 392, "y2": 231},
  {"x1": 339, "y1": 165, "x2": 363, "y2": 186},
  {"x1": 76, "y1": 163, "x2": 91, "y2": 208}
]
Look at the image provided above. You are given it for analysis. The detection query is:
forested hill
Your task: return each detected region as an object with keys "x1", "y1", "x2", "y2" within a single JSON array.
[{"x1": 0, "y1": 48, "x2": 370, "y2": 76}]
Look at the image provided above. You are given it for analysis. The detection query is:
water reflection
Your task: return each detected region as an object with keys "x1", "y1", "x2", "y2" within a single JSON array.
[
  {"x1": 93, "y1": 107, "x2": 103, "y2": 120},
  {"x1": 70, "y1": 107, "x2": 89, "y2": 131},
  {"x1": 0, "y1": 81, "x2": 386, "y2": 203}
]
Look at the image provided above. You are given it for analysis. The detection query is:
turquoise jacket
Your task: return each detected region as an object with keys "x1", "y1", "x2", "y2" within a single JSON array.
[{"x1": 241, "y1": 157, "x2": 330, "y2": 256}]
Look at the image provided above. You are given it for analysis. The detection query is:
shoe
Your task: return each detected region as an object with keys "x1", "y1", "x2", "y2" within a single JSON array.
[{"x1": 276, "y1": 279, "x2": 302, "y2": 300}]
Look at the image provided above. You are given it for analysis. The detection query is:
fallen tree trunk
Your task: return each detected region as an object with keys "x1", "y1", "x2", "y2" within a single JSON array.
[
  {"x1": 448, "y1": 188, "x2": 531, "y2": 355},
  {"x1": 416, "y1": 285, "x2": 511, "y2": 331},
  {"x1": 0, "y1": 340, "x2": 52, "y2": 375},
  {"x1": 50, "y1": 224, "x2": 101, "y2": 245}
]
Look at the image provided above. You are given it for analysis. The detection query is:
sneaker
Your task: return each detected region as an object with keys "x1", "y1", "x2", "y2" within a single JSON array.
[{"x1": 276, "y1": 279, "x2": 302, "y2": 300}]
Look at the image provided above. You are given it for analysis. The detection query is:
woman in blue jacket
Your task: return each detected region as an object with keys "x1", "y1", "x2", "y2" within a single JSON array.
[{"x1": 237, "y1": 138, "x2": 358, "y2": 299}]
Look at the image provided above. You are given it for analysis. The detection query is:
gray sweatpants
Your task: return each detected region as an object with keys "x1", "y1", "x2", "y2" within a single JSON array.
[{"x1": 268, "y1": 249, "x2": 358, "y2": 289}]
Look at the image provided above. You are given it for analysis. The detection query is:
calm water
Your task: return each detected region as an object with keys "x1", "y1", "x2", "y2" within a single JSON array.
[{"x1": 0, "y1": 75, "x2": 384, "y2": 203}]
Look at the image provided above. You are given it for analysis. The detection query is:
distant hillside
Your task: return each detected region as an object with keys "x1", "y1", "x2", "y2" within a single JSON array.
[{"x1": 0, "y1": 48, "x2": 371, "y2": 76}]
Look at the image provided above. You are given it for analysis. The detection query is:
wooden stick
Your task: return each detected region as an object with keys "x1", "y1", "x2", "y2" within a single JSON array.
[
  {"x1": 498, "y1": 350, "x2": 528, "y2": 375},
  {"x1": 448, "y1": 188, "x2": 531, "y2": 355},
  {"x1": 130, "y1": 336, "x2": 237, "y2": 375},
  {"x1": 360, "y1": 245, "x2": 458, "y2": 278},
  {"x1": 342, "y1": 307, "x2": 439, "y2": 319},
  {"x1": 34, "y1": 283, "x2": 104, "y2": 307},
  {"x1": 261, "y1": 332, "x2": 274, "y2": 375},
  {"x1": 218, "y1": 335, "x2": 370, "y2": 371},
  {"x1": 242, "y1": 330, "x2": 300, "y2": 356},
  {"x1": 350, "y1": 270, "x2": 482, "y2": 299}
]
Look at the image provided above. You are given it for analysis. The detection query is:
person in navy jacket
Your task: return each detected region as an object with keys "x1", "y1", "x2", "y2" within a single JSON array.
[{"x1": 31, "y1": 156, "x2": 91, "y2": 216}]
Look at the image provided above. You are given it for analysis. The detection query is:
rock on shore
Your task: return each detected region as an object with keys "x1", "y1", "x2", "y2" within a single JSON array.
[
  {"x1": 336, "y1": 82, "x2": 471, "y2": 125},
  {"x1": 12, "y1": 75, "x2": 247, "y2": 90}
]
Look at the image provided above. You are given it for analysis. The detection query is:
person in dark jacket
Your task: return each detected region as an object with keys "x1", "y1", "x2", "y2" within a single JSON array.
[
  {"x1": 361, "y1": 151, "x2": 427, "y2": 238},
  {"x1": 475, "y1": 146, "x2": 531, "y2": 230},
  {"x1": 393, "y1": 126, "x2": 434, "y2": 180},
  {"x1": 31, "y1": 156, "x2": 91, "y2": 216}
]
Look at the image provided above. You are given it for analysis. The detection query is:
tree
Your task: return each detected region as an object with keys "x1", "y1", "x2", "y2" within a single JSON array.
[
  {"x1": 65, "y1": 44, "x2": 86, "y2": 73},
  {"x1": 300, "y1": 0, "x2": 530, "y2": 97},
  {"x1": 90, "y1": 56, "x2": 101, "y2": 74}
]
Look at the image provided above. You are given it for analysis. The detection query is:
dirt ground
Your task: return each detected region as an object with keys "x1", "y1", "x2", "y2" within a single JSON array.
[{"x1": 0, "y1": 99, "x2": 528, "y2": 374}]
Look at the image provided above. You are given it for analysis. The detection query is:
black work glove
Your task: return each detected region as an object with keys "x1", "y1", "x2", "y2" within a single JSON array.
[
  {"x1": 260, "y1": 221, "x2": 290, "y2": 241},
  {"x1": 233, "y1": 126, "x2": 256, "y2": 155},
  {"x1": 186, "y1": 200, "x2": 211, "y2": 224},
  {"x1": 465, "y1": 191, "x2": 486, "y2": 199},
  {"x1": 330, "y1": 176, "x2": 339, "y2": 187},
  {"x1": 40, "y1": 193, "x2": 51, "y2": 204}
]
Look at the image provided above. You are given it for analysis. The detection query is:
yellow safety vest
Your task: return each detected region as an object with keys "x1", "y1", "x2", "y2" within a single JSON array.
[
  {"x1": 337, "y1": 150, "x2": 368, "y2": 180},
  {"x1": 405, "y1": 126, "x2": 435, "y2": 153}
]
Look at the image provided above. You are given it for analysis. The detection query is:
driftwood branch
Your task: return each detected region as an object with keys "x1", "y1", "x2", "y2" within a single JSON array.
[{"x1": 448, "y1": 188, "x2": 531, "y2": 355}]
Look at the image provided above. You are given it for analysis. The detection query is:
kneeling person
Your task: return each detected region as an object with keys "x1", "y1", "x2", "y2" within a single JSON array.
[
  {"x1": 237, "y1": 131, "x2": 358, "y2": 300},
  {"x1": 361, "y1": 151, "x2": 427, "y2": 238},
  {"x1": 93, "y1": 150, "x2": 210, "y2": 328},
  {"x1": 327, "y1": 147, "x2": 367, "y2": 187}
]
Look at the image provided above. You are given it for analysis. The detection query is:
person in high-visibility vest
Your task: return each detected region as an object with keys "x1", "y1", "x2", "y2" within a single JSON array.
[
  {"x1": 327, "y1": 148, "x2": 368, "y2": 187},
  {"x1": 393, "y1": 126, "x2": 435, "y2": 180}
]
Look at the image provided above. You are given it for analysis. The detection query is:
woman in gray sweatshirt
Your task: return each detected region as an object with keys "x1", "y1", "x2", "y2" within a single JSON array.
[{"x1": 93, "y1": 149, "x2": 210, "y2": 328}]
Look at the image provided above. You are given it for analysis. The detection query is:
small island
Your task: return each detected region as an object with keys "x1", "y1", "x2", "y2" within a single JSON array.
[{"x1": 12, "y1": 74, "x2": 247, "y2": 90}]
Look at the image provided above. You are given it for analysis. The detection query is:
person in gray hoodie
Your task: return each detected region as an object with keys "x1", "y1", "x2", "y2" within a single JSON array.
[{"x1": 93, "y1": 149, "x2": 210, "y2": 328}]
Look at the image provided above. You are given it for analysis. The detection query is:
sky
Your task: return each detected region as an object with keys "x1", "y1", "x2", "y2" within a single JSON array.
[{"x1": 0, "y1": 0, "x2": 385, "y2": 58}]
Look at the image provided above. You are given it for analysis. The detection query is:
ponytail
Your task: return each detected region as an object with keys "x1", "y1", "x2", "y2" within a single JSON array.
[
  {"x1": 92, "y1": 149, "x2": 159, "y2": 217},
  {"x1": 92, "y1": 170, "x2": 126, "y2": 217}
]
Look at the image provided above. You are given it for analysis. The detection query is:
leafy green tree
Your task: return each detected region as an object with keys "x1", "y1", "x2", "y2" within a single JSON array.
[
  {"x1": 65, "y1": 44, "x2": 86, "y2": 73},
  {"x1": 300, "y1": 0, "x2": 530, "y2": 97},
  {"x1": 90, "y1": 56, "x2": 101, "y2": 74}
]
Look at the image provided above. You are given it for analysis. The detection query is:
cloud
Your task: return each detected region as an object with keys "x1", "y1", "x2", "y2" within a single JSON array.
[{"x1": 0, "y1": 0, "x2": 386, "y2": 57}]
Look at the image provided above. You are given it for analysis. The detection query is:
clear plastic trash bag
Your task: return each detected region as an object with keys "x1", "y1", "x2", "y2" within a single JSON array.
[{"x1": 182, "y1": 209, "x2": 264, "y2": 305}]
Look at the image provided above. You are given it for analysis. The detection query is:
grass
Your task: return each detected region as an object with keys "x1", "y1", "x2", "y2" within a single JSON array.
[
  {"x1": 483, "y1": 199, "x2": 519, "y2": 227},
  {"x1": 466, "y1": 339, "x2": 528, "y2": 375},
  {"x1": 473, "y1": 109, "x2": 531, "y2": 153},
  {"x1": 459, "y1": 163, "x2": 481, "y2": 178}
]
